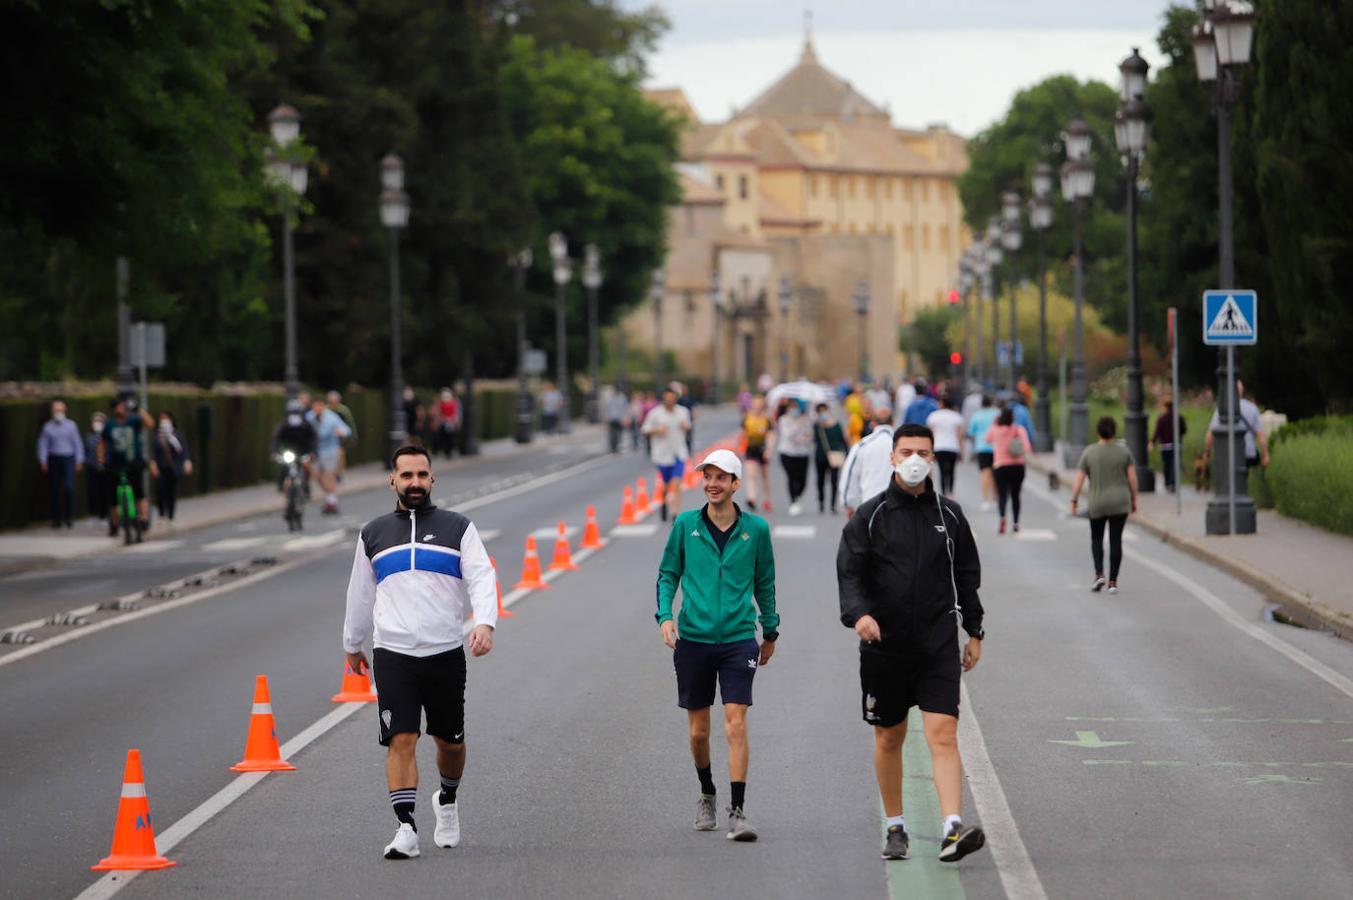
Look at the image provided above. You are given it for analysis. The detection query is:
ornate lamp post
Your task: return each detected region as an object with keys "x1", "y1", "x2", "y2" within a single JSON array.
[
  {"x1": 1117, "y1": 47, "x2": 1156, "y2": 492},
  {"x1": 267, "y1": 104, "x2": 305, "y2": 399},
  {"x1": 378, "y1": 154, "x2": 410, "y2": 457},
  {"x1": 971, "y1": 242, "x2": 989, "y2": 387},
  {"x1": 549, "y1": 231, "x2": 572, "y2": 434},
  {"x1": 1030, "y1": 163, "x2": 1056, "y2": 452},
  {"x1": 958, "y1": 258, "x2": 974, "y2": 385},
  {"x1": 984, "y1": 228, "x2": 1003, "y2": 388},
  {"x1": 651, "y1": 269, "x2": 666, "y2": 389},
  {"x1": 1000, "y1": 191, "x2": 1023, "y2": 392},
  {"x1": 709, "y1": 270, "x2": 723, "y2": 403},
  {"x1": 777, "y1": 274, "x2": 792, "y2": 382},
  {"x1": 1060, "y1": 117, "x2": 1096, "y2": 467},
  {"x1": 583, "y1": 243, "x2": 602, "y2": 424},
  {"x1": 511, "y1": 247, "x2": 534, "y2": 444},
  {"x1": 1193, "y1": 0, "x2": 1258, "y2": 534},
  {"x1": 853, "y1": 280, "x2": 870, "y2": 382}
]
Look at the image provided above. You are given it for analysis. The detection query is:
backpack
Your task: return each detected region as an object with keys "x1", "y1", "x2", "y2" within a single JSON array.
[{"x1": 1006, "y1": 430, "x2": 1026, "y2": 459}]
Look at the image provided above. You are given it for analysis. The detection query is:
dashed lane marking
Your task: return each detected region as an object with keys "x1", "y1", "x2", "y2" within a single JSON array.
[
  {"x1": 611, "y1": 524, "x2": 660, "y2": 537},
  {"x1": 1012, "y1": 528, "x2": 1057, "y2": 541},
  {"x1": 123, "y1": 540, "x2": 184, "y2": 553},
  {"x1": 531, "y1": 525, "x2": 578, "y2": 540},
  {"x1": 771, "y1": 525, "x2": 817, "y2": 539},
  {"x1": 202, "y1": 537, "x2": 269, "y2": 553},
  {"x1": 280, "y1": 530, "x2": 347, "y2": 552},
  {"x1": 476, "y1": 529, "x2": 501, "y2": 544}
]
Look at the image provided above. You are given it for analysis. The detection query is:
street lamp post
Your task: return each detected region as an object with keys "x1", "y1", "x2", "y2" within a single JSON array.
[
  {"x1": 511, "y1": 247, "x2": 534, "y2": 444},
  {"x1": 984, "y1": 219, "x2": 1003, "y2": 387},
  {"x1": 972, "y1": 243, "x2": 988, "y2": 387},
  {"x1": 853, "y1": 280, "x2": 870, "y2": 382},
  {"x1": 379, "y1": 154, "x2": 411, "y2": 459},
  {"x1": 958, "y1": 259, "x2": 974, "y2": 385},
  {"x1": 267, "y1": 104, "x2": 305, "y2": 399},
  {"x1": 777, "y1": 275, "x2": 792, "y2": 382},
  {"x1": 1061, "y1": 117, "x2": 1096, "y2": 467},
  {"x1": 709, "y1": 270, "x2": 723, "y2": 404},
  {"x1": 1030, "y1": 163, "x2": 1055, "y2": 452},
  {"x1": 1001, "y1": 191, "x2": 1023, "y2": 392},
  {"x1": 583, "y1": 243, "x2": 603, "y2": 425},
  {"x1": 1118, "y1": 47, "x2": 1156, "y2": 492},
  {"x1": 651, "y1": 270, "x2": 666, "y2": 389},
  {"x1": 549, "y1": 232, "x2": 572, "y2": 434},
  {"x1": 1194, "y1": 1, "x2": 1258, "y2": 535}
]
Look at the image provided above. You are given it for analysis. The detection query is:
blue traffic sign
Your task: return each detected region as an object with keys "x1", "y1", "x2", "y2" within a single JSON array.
[{"x1": 1203, "y1": 290, "x2": 1257, "y2": 345}]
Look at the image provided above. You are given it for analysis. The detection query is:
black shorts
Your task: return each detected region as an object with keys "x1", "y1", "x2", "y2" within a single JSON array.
[
  {"x1": 674, "y1": 637, "x2": 759, "y2": 709},
  {"x1": 975, "y1": 452, "x2": 994, "y2": 471},
  {"x1": 860, "y1": 642, "x2": 960, "y2": 726},
  {"x1": 107, "y1": 463, "x2": 147, "y2": 503},
  {"x1": 372, "y1": 646, "x2": 466, "y2": 746},
  {"x1": 744, "y1": 446, "x2": 767, "y2": 466}
]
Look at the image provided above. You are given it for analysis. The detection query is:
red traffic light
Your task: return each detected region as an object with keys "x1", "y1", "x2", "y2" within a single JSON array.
[
  {"x1": 949, "y1": 351, "x2": 962, "y2": 365},
  {"x1": 947, "y1": 289, "x2": 960, "y2": 305}
]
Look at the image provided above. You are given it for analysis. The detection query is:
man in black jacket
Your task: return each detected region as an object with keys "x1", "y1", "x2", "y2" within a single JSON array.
[{"x1": 837, "y1": 423, "x2": 987, "y2": 863}]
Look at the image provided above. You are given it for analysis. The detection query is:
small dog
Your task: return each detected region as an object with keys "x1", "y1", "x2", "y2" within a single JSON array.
[
  {"x1": 1193, "y1": 452, "x2": 1211, "y2": 493},
  {"x1": 1048, "y1": 471, "x2": 1061, "y2": 492}
]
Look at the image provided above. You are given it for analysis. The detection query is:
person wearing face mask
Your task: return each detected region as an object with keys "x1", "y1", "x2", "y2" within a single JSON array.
[
  {"x1": 85, "y1": 412, "x2": 109, "y2": 522},
  {"x1": 983, "y1": 407, "x2": 1032, "y2": 534},
  {"x1": 344, "y1": 446, "x2": 498, "y2": 860},
  {"x1": 836, "y1": 423, "x2": 986, "y2": 864},
  {"x1": 776, "y1": 400, "x2": 814, "y2": 516},
  {"x1": 813, "y1": 403, "x2": 847, "y2": 514},
  {"x1": 150, "y1": 411, "x2": 193, "y2": 522},
  {"x1": 37, "y1": 399, "x2": 85, "y2": 530}
]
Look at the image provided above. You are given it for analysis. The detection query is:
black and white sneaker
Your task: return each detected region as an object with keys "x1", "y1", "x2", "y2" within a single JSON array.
[
  {"x1": 939, "y1": 823, "x2": 986, "y2": 863},
  {"x1": 882, "y1": 825, "x2": 910, "y2": 860},
  {"x1": 1090, "y1": 576, "x2": 1106, "y2": 592},
  {"x1": 726, "y1": 806, "x2": 757, "y2": 842}
]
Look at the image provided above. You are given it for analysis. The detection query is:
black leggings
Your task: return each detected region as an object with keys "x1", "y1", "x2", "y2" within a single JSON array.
[
  {"x1": 994, "y1": 464, "x2": 1025, "y2": 522},
  {"x1": 780, "y1": 454, "x2": 809, "y2": 503},
  {"x1": 1090, "y1": 514, "x2": 1128, "y2": 581},
  {"x1": 935, "y1": 450, "x2": 958, "y2": 495},
  {"x1": 814, "y1": 458, "x2": 840, "y2": 511}
]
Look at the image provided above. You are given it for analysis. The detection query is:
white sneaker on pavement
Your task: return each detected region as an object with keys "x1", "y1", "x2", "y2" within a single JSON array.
[
  {"x1": 383, "y1": 821, "x2": 420, "y2": 860},
  {"x1": 788, "y1": 502, "x2": 802, "y2": 517},
  {"x1": 431, "y1": 789, "x2": 461, "y2": 848}
]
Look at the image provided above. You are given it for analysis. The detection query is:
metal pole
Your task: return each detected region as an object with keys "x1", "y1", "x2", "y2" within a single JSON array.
[
  {"x1": 1171, "y1": 307, "x2": 1181, "y2": 516},
  {"x1": 513, "y1": 261, "x2": 532, "y2": 445},
  {"x1": 779, "y1": 307, "x2": 789, "y2": 383},
  {"x1": 990, "y1": 265, "x2": 1000, "y2": 389},
  {"x1": 586, "y1": 281, "x2": 600, "y2": 424},
  {"x1": 654, "y1": 293, "x2": 665, "y2": 390},
  {"x1": 1033, "y1": 227, "x2": 1053, "y2": 451},
  {"x1": 962, "y1": 285, "x2": 971, "y2": 385},
  {"x1": 282, "y1": 205, "x2": 299, "y2": 399},
  {"x1": 974, "y1": 272, "x2": 985, "y2": 386},
  {"x1": 1124, "y1": 152, "x2": 1154, "y2": 491},
  {"x1": 1006, "y1": 248, "x2": 1018, "y2": 390},
  {"x1": 461, "y1": 348, "x2": 479, "y2": 455},
  {"x1": 1059, "y1": 331, "x2": 1068, "y2": 446},
  {"x1": 555, "y1": 280, "x2": 570, "y2": 434},
  {"x1": 116, "y1": 256, "x2": 133, "y2": 394},
  {"x1": 388, "y1": 227, "x2": 405, "y2": 458},
  {"x1": 711, "y1": 305, "x2": 722, "y2": 405},
  {"x1": 1064, "y1": 196, "x2": 1090, "y2": 468},
  {"x1": 617, "y1": 319, "x2": 628, "y2": 394},
  {"x1": 858, "y1": 310, "x2": 869, "y2": 382}
]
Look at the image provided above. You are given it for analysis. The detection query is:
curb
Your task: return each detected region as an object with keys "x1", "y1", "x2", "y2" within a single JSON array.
[{"x1": 1025, "y1": 454, "x2": 1352, "y2": 641}]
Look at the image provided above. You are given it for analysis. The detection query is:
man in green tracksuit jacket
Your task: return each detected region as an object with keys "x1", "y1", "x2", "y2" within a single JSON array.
[{"x1": 656, "y1": 448, "x2": 778, "y2": 843}]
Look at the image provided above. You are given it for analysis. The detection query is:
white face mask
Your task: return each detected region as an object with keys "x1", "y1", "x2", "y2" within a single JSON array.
[
  {"x1": 53, "y1": 411, "x2": 66, "y2": 422},
  {"x1": 895, "y1": 455, "x2": 930, "y2": 487},
  {"x1": 92, "y1": 421, "x2": 104, "y2": 434},
  {"x1": 160, "y1": 420, "x2": 172, "y2": 433}
]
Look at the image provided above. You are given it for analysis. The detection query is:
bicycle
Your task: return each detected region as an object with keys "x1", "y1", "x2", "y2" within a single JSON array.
[
  {"x1": 276, "y1": 450, "x2": 310, "y2": 532},
  {"x1": 113, "y1": 470, "x2": 143, "y2": 545}
]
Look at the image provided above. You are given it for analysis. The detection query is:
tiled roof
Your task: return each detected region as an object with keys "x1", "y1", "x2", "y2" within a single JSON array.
[{"x1": 741, "y1": 38, "x2": 889, "y2": 123}]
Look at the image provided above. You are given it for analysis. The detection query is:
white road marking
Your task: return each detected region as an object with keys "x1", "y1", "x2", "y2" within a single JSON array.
[
  {"x1": 1013, "y1": 528, "x2": 1057, "y2": 542},
  {"x1": 531, "y1": 525, "x2": 578, "y2": 540},
  {"x1": 959, "y1": 681, "x2": 1049, "y2": 900},
  {"x1": 771, "y1": 525, "x2": 817, "y2": 539},
  {"x1": 280, "y1": 530, "x2": 347, "y2": 552},
  {"x1": 235, "y1": 522, "x2": 260, "y2": 531},
  {"x1": 202, "y1": 537, "x2": 269, "y2": 552},
  {"x1": 476, "y1": 529, "x2": 501, "y2": 544},
  {"x1": 123, "y1": 540, "x2": 184, "y2": 554},
  {"x1": 611, "y1": 524, "x2": 659, "y2": 537},
  {"x1": 1122, "y1": 529, "x2": 1140, "y2": 542}
]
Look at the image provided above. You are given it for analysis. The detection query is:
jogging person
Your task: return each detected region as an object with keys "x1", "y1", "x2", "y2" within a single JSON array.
[
  {"x1": 838, "y1": 405, "x2": 893, "y2": 518},
  {"x1": 343, "y1": 445, "x2": 498, "y2": 860},
  {"x1": 656, "y1": 449, "x2": 778, "y2": 842},
  {"x1": 641, "y1": 386, "x2": 691, "y2": 522},
  {"x1": 836, "y1": 423, "x2": 986, "y2": 863}
]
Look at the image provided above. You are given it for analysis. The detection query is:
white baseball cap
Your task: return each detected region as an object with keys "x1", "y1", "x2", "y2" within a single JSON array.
[{"x1": 695, "y1": 448, "x2": 743, "y2": 480}]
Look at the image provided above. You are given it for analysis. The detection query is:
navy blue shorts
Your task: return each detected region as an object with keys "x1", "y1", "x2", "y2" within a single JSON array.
[
  {"x1": 674, "y1": 637, "x2": 759, "y2": 709},
  {"x1": 657, "y1": 459, "x2": 686, "y2": 485}
]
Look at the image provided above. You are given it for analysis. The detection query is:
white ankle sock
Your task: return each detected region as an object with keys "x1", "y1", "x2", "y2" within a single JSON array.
[
  {"x1": 886, "y1": 815, "x2": 906, "y2": 830},
  {"x1": 943, "y1": 814, "x2": 962, "y2": 836}
]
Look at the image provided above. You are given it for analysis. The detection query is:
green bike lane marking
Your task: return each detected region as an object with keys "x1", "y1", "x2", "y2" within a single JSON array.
[{"x1": 883, "y1": 724, "x2": 965, "y2": 900}]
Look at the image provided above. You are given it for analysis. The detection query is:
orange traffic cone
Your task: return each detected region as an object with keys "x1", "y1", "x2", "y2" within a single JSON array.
[
  {"x1": 684, "y1": 463, "x2": 699, "y2": 489},
  {"x1": 230, "y1": 675, "x2": 296, "y2": 772},
  {"x1": 91, "y1": 749, "x2": 176, "y2": 871},
  {"x1": 490, "y1": 556, "x2": 514, "y2": 618},
  {"x1": 331, "y1": 660, "x2": 378, "y2": 703},
  {"x1": 618, "y1": 486, "x2": 638, "y2": 525},
  {"x1": 513, "y1": 536, "x2": 551, "y2": 590},
  {"x1": 635, "y1": 478, "x2": 651, "y2": 516},
  {"x1": 548, "y1": 521, "x2": 579, "y2": 572},
  {"x1": 581, "y1": 506, "x2": 604, "y2": 549}
]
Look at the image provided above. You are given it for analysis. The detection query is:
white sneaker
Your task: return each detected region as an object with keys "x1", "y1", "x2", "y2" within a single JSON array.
[
  {"x1": 383, "y1": 822, "x2": 420, "y2": 860},
  {"x1": 788, "y1": 502, "x2": 802, "y2": 517},
  {"x1": 431, "y1": 788, "x2": 461, "y2": 848}
]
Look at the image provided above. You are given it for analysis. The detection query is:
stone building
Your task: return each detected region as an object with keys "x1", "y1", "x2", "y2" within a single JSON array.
[{"x1": 624, "y1": 35, "x2": 969, "y2": 385}]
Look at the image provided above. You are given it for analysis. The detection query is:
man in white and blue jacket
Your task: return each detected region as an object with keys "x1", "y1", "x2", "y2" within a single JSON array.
[{"x1": 344, "y1": 445, "x2": 498, "y2": 860}]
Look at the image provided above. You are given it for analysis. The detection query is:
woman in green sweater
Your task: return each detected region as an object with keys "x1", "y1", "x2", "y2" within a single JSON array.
[{"x1": 1071, "y1": 416, "x2": 1139, "y2": 593}]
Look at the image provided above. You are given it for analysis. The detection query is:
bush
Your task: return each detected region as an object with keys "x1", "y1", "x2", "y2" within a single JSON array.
[
  {"x1": 1265, "y1": 431, "x2": 1353, "y2": 536},
  {"x1": 1269, "y1": 414, "x2": 1353, "y2": 448}
]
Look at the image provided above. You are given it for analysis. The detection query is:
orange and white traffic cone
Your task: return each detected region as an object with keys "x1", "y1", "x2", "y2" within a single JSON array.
[
  {"x1": 513, "y1": 536, "x2": 551, "y2": 590},
  {"x1": 548, "y1": 521, "x2": 579, "y2": 572},
  {"x1": 331, "y1": 661, "x2": 378, "y2": 703},
  {"x1": 91, "y1": 749, "x2": 176, "y2": 871},
  {"x1": 490, "y1": 556, "x2": 513, "y2": 618},
  {"x1": 618, "y1": 486, "x2": 638, "y2": 525},
  {"x1": 581, "y1": 506, "x2": 604, "y2": 549},
  {"x1": 635, "y1": 478, "x2": 651, "y2": 516},
  {"x1": 230, "y1": 675, "x2": 296, "y2": 772},
  {"x1": 684, "y1": 463, "x2": 699, "y2": 489}
]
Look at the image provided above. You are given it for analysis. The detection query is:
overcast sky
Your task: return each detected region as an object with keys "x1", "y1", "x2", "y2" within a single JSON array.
[{"x1": 625, "y1": 1, "x2": 1182, "y2": 136}]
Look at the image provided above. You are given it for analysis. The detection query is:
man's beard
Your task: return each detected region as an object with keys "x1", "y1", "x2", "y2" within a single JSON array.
[{"x1": 399, "y1": 486, "x2": 430, "y2": 509}]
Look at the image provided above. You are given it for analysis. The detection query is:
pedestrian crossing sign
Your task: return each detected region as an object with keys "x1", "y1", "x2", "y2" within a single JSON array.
[{"x1": 1203, "y1": 290, "x2": 1257, "y2": 345}]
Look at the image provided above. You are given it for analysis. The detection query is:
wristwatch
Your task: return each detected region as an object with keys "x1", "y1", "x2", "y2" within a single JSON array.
[
  {"x1": 968, "y1": 627, "x2": 985, "y2": 640},
  {"x1": 762, "y1": 630, "x2": 779, "y2": 642}
]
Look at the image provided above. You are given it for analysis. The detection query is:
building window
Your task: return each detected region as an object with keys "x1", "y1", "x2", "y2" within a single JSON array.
[
  {"x1": 883, "y1": 178, "x2": 893, "y2": 200},
  {"x1": 738, "y1": 175, "x2": 748, "y2": 200},
  {"x1": 922, "y1": 224, "x2": 930, "y2": 250},
  {"x1": 685, "y1": 205, "x2": 695, "y2": 236},
  {"x1": 940, "y1": 224, "x2": 950, "y2": 250},
  {"x1": 904, "y1": 225, "x2": 914, "y2": 251},
  {"x1": 921, "y1": 180, "x2": 930, "y2": 202},
  {"x1": 847, "y1": 177, "x2": 856, "y2": 199},
  {"x1": 716, "y1": 174, "x2": 725, "y2": 192},
  {"x1": 900, "y1": 289, "x2": 909, "y2": 318},
  {"x1": 904, "y1": 179, "x2": 913, "y2": 201},
  {"x1": 809, "y1": 174, "x2": 818, "y2": 197},
  {"x1": 830, "y1": 175, "x2": 839, "y2": 198},
  {"x1": 867, "y1": 223, "x2": 876, "y2": 234},
  {"x1": 885, "y1": 223, "x2": 894, "y2": 235},
  {"x1": 848, "y1": 222, "x2": 857, "y2": 234},
  {"x1": 866, "y1": 176, "x2": 876, "y2": 199}
]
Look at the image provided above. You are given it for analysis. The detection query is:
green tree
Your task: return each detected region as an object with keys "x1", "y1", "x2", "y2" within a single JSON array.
[
  {"x1": 899, "y1": 305, "x2": 960, "y2": 377},
  {"x1": 488, "y1": 0, "x2": 669, "y2": 75}
]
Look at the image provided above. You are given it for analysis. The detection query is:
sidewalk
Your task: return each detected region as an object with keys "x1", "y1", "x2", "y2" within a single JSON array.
[
  {"x1": 0, "y1": 424, "x2": 605, "y2": 577},
  {"x1": 1027, "y1": 447, "x2": 1353, "y2": 640}
]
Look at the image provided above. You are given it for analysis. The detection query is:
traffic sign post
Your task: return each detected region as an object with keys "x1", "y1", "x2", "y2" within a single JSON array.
[{"x1": 1202, "y1": 291, "x2": 1258, "y2": 535}]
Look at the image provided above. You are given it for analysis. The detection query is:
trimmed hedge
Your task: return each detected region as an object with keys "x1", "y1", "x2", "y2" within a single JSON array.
[{"x1": 1263, "y1": 430, "x2": 1353, "y2": 536}]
